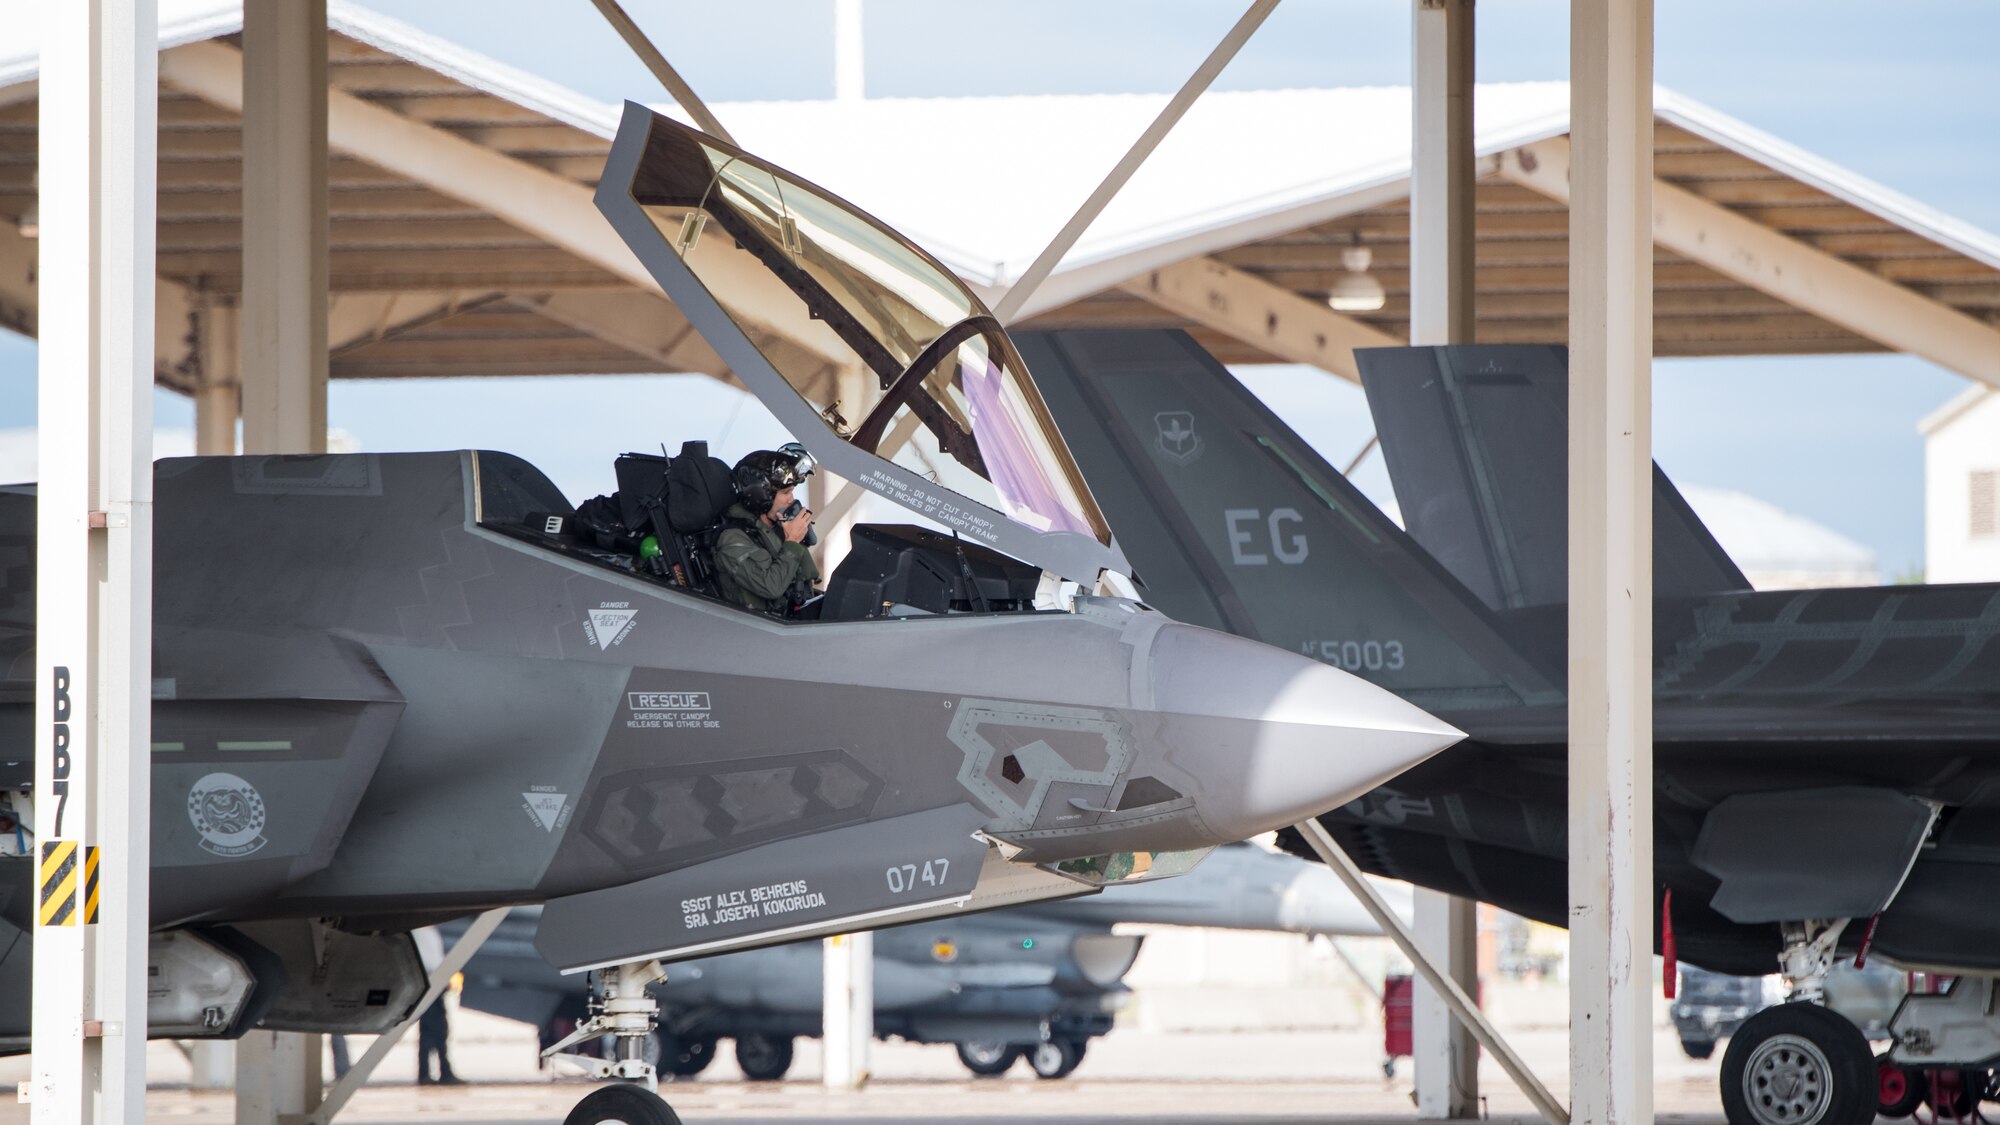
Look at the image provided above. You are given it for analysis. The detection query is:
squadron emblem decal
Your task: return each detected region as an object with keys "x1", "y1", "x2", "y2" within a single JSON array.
[
  {"x1": 584, "y1": 602, "x2": 638, "y2": 650},
  {"x1": 1154, "y1": 411, "x2": 1204, "y2": 466},
  {"x1": 187, "y1": 772, "x2": 269, "y2": 858}
]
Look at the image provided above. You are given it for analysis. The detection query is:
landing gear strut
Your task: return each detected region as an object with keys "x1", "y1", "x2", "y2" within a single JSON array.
[
  {"x1": 542, "y1": 960, "x2": 682, "y2": 1125},
  {"x1": 1722, "y1": 920, "x2": 1876, "y2": 1125}
]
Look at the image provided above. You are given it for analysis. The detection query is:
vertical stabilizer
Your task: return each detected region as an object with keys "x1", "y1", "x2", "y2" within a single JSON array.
[
  {"x1": 1020, "y1": 329, "x2": 1558, "y2": 715},
  {"x1": 1355, "y1": 345, "x2": 1748, "y2": 609}
]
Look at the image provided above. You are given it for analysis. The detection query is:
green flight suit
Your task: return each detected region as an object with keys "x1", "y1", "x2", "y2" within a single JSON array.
[{"x1": 713, "y1": 502, "x2": 819, "y2": 615}]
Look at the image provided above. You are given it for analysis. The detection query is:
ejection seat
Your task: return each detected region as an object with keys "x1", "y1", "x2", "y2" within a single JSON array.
[
  {"x1": 568, "y1": 441, "x2": 736, "y2": 598},
  {"x1": 647, "y1": 441, "x2": 736, "y2": 596}
]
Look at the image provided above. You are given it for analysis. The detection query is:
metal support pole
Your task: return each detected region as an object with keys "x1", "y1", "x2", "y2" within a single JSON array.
[
  {"x1": 193, "y1": 298, "x2": 240, "y2": 455},
  {"x1": 992, "y1": 0, "x2": 1281, "y2": 324},
  {"x1": 1411, "y1": 0, "x2": 1476, "y2": 342},
  {"x1": 1568, "y1": 3, "x2": 1655, "y2": 1125},
  {"x1": 1413, "y1": 892, "x2": 1480, "y2": 1115},
  {"x1": 29, "y1": 2, "x2": 157, "y2": 1123},
  {"x1": 237, "y1": 7, "x2": 329, "y2": 1116},
  {"x1": 1410, "y1": 2, "x2": 1480, "y2": 1117},
  {"x1": 1295, "y1": 820, "x2": 1567, "y2": 1125},
  {"x1": 188, "y1": 1041, "x2": 237, "y2": 1090},
  {"x1": 587, "y1": 0, "x2": 737, "y2": 144},
  {"x1": 822, "y1": 932, "x2": 873, "y2": 1090},
  {"x1": 234, "y1": 1032, "x2": 321, "y2": 1125},
  {"x1": 240, "y1": 0, "x2": 328, "y2": 455}
]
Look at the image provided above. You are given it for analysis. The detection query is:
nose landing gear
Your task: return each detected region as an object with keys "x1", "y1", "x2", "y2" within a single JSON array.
[
  {"x1": 1723, "y1": 921, "x2": 1877, "y2": 1125},
  {"x1": 542, "y1": 960, "x2": 683, "y2": 1125}
]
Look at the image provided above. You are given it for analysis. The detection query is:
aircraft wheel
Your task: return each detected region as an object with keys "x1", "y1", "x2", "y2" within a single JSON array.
[
  {"x1": 665, "y1": 1036, "x2": 717, "y2": 1078},
  {"x1": 955, "y1": 1040, "x2": 1024, "y2": 1077},
  {"x1": 1028, "y1": 1038, "x2": 1084, "y2": 1080},
  {"x1": 1682, "y1": 1036, "x2": 1718, "y2": 1060},
  {"x1": 1875, "y1": 1054, "x2": 1926, "y2": 1119},
  {"x1": 1720, "y1": 1003, "x2": 1875, "y2": 1125},
  {"x1": 733, "y1": 1033, "x2": 794, "y2": 1081},
  {"x1": 562, "y1": 1085, "x2": 681, "y2": 1125}
]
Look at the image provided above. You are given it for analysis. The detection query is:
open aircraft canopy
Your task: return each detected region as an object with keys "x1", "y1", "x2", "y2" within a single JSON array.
[{"x1": 596, "y1": 102, "x2": 1124, "y2": 583}]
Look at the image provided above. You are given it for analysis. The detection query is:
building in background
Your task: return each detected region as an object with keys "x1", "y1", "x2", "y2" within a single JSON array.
[
  {"x1": 1922, "y1": 386, "x2": 2000, "y2": 583},
  {"x1": 1681, "y1": 485, "x2": 1879, "y2": 589}
]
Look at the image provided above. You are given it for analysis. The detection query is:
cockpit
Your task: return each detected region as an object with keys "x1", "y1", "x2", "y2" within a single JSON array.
[
  {"x1": 592, "y1": 103, "x2": 1129, "y2": 587},
  {"x1": 473, "y1": 444, "x2": 1048, "y2": 622},
  {"x1": 477, "y1": 101, "x2": 1135, "y2": 620}
]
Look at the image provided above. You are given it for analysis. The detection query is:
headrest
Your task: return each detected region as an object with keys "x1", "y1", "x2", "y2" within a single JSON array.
[
  {"x1": 612, "y1": 453, "x2": 670, "y2": 532},
  {"x1": 667, "y1": 442, "x2": 735, "y2": 533}
]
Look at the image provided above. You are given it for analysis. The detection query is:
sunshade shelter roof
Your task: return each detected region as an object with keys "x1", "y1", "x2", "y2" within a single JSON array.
[{"x1": 2, "y1": 0, "x2": 1996, "y2": 390}]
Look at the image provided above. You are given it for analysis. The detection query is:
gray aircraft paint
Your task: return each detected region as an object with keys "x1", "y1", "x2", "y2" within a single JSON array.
[
  {"x1": 0, "y1": 113, "x2": 1467, "y2": 1044},
  {"x1": 1355, "y1": 344, "x2": 1748, "y2": 609},
  {"x1": 458, "y1": 839, "x2": 1389, "y2": 1050},
  {"x1": 282, "y1": 644, "x2": 628, "y2": 898},
  {"x1": 1690, "y1": 788, "x2": 1936, "y2": 924},
  {"x1": 537, "y1": 804, "x2": 996, "y2": 970},
  {"x1": 1023, "y1": 328, "x2": 2000, "y2": 975},
  {"x1": 0, "y1": 430, "x2": 1450, "y2": 1038}
]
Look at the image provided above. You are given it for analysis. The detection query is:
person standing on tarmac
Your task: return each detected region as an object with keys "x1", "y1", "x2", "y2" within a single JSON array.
[
  {"x1": 412, "y1": 926, "x2": 463, "y2": 1086},
  {"x1": 713, "y1": 447, "x2": 820, "y2": 616}
]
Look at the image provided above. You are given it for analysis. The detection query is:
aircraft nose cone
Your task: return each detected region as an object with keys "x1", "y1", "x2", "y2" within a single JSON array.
[{"x1": 1147, "y1": 624, "x2": 1463, "y2": 843}]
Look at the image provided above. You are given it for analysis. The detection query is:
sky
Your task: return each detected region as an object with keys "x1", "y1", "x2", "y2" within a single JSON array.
[{"x1": 3, "y1": 0, "x2": 1995, "y2": 576}]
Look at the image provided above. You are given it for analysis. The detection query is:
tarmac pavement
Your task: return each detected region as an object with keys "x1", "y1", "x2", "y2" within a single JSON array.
[{"x1": 0, "y1": 1007, "x2": 1732, "y2": 1125}]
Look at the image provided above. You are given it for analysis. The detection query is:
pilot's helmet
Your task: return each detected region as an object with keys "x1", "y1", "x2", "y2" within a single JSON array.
[{"x1": 733, "y1": 446, "x2": 813, "y2": 513}]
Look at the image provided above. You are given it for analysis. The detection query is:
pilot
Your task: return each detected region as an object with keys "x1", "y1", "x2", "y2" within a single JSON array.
[{"x1": 714, "y1": 446, "x2": 820, "y2": 616}]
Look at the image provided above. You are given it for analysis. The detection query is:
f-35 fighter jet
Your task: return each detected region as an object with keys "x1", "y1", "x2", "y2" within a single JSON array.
[
  {"x1": 1023, "y1": 328, "x2": 2000, "y2": 1125},
  {"x1": 0, "y1": 109, "x2": 1459, "y2": 1125}
]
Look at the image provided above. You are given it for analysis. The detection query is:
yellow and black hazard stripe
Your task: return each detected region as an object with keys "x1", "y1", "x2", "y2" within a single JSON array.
[
  {"x1": 83, "y1": 845, "x2": 100, "y2": 924},
  {"x1": 39, "y1": 840, "x2": 78, "y2": 927}
]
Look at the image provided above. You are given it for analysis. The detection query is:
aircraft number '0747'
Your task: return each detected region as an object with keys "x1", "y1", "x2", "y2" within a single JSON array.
[{"x1": 886, "y1": 859, "x2": 951, "y2": 895}]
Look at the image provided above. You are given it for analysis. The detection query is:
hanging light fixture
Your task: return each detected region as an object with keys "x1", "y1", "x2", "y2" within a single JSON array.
[{"x1": 1325, "y1": 231, "x2": 1384, "y2": 313}]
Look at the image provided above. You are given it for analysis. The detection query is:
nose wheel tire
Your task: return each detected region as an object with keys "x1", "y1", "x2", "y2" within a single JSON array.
[
  {"x1": 733, "y1": 1033, "x2": 795, "y2": 1082},
  {"x1": 956, "y1": 1040, "x2": 1025, "y2": 1076},
  {"x1": 562, "y1": 1086, "x2": 681, "y2": 1125},
  {"x1": 1721, "y1": 1003, "x2": 1876, "y2": 1125},
  {"x1": 1028, "y1": 1038, "x2": 1085, "y2": 1080}
]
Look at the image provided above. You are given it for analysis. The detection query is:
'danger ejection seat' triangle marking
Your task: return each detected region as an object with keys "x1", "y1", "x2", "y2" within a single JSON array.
[{"x1": 584, "y1": 608, "x2": 637, "y2": 650}]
